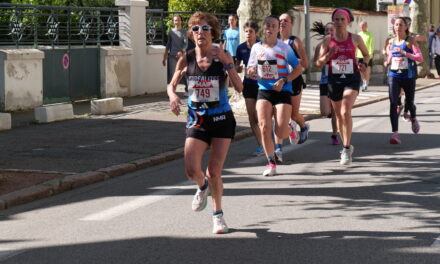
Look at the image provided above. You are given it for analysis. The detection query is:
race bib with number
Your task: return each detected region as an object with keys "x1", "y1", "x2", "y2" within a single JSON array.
[
  {"x1": 257, "y1": 60, "x2": 278, "y2": 80},
  {"x1": 331, "y1": 58, "x2": 354, "y2": 74},
  {"x1": 188, "y1": 76, "x2": 220, "y2": 103},
  {"x1": 391, "y1": 57, "x2": 409, "y2": 70}
]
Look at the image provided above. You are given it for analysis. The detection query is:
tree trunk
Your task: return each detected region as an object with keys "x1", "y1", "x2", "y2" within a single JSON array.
[
  {"x1": 410, "y1": 0, "x2": 431, "y2": 78},
  {"x1": 237, "y1": 0, "x2": 271, "y2": 43}
]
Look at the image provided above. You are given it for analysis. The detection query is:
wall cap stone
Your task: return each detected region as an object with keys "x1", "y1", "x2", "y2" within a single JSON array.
[
  {"x1": 115, "y1": 0, "x2": 149, "y2": 7},
  {"x1": 0, "y1": 49, "x2": 45, "y2": 60},
  {"x1": 100, "y1": 46, "x2": 133, "y2": 56},
  {"x1": 146, "y1": 45, "x2": 166, "y2": 54}
]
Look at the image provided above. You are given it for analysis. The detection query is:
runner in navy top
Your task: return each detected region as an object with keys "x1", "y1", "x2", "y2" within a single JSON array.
[
  {"x1": 235, "y1": 21, "x2": 263, "y2": 156},
  {"x1": 273, "y1": 13, "x2": 310, "y2": 162},
  {"x1": 384, "y1": 17, "x2": 423, "y2": 144},
  {"x1": 167, "y1": 12, "x2": 243, "y2": 234},
  {"x1": 311, "y1": 21, "x2": 340, "y2": 145},
  {"x1": 316, "y1": 8, "x2": 370, "y2": 165}
]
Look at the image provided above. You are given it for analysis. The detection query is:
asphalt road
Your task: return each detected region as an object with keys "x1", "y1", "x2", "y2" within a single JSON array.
[{"x1": 0, "y1": 86, "x2": 439, "y2": 264}]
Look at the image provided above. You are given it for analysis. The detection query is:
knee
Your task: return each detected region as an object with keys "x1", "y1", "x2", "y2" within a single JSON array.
[
  {"x1": 185, "y1": 165, "x2": 201, "y2": 180},
  {"x1": 206, "y1": 168, "x2": 221, "y2": 180},
  {"x1": 341, "y1": 110, "x2": 351, "y2": 120},
  {"x1": 259, "y1": 121, "x2": 271, "y2": 135}
]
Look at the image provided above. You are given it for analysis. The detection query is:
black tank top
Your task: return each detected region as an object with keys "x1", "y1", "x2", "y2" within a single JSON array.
[{"x1": 186, "y1": 49, "x2": 228, "y2": 109}]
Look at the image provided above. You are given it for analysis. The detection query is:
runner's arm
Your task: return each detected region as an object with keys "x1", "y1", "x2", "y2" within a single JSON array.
[
  {"x1": 167, "y1": 55, "x2": 187, "y2": 116},
  {"x1": 404, "y1": 38, "x2": 424, "y2": 62},
  {"x1": 316, "y1": 36, "x2": 332, "y2": 68},
  {"x1": 294, "y1": 38, "x2": 309, "y2": 69}
]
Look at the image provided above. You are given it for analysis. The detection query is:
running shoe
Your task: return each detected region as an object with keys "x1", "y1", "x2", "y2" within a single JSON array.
[
  {"x1": 212, "y1": 214, "x2": 229, "y2": 234},
  {"x1": 298, "y1": 123, "x2": 310, "y2": 144},
  {"x1": 340, "y1": 145, "x2": 354, "y2": 165},
  {"x1": 288, "y1": 121, "x2": 299, "y2": 144},
  {"x1": 262, "y1": 163, "x2": 276, "y2": 177},
  {"x1": 191, "y1": 183, "x2": 209, "y2": 212},
  {"x1": 389, "y1": 134, "x2": 401, "y2": 144},
  {"x1": 275, "y1": 148, "x2": 283, "y2": 163},
  {"x1": 402, "y1": 112, "x2": 410, "y2": 122},
  {"x1": 331, "y1": 135, "x2": 341, "y2": 145},
  {"x1": 411, "y1": 118, "x2": 420, "y2": 134},
  {"x1": 252, "y1": 146, "x2": 264, "y2": 156}
]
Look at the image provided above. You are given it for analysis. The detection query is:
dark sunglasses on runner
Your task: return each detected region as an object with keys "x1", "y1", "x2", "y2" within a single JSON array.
[{"x1": 191, "y1": 25, "x2": 212, "y2": 32}]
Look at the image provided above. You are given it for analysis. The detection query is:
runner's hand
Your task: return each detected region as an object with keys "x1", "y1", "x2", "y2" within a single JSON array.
[
  {"x1": 169, "y1": 94, "x2": 183, "y2": 116},
  {"x1": 247, "y1": 66, "x2": 258, "y2": 80},
  {"x1": 272, "y1": 79, "x2": 284, "y2": 92}
]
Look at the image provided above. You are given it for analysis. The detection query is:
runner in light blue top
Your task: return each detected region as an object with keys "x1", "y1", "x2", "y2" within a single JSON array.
[{"x1": 223, "y1": 14, "x2": 240, "y2": 57}]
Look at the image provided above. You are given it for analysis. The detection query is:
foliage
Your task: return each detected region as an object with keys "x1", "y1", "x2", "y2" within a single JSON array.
[
  {"x1": 168, "y1": 0, "x2": 238, "y2": 14},
  {"x1": 271, "y1": 0, "x2": 376, "y2": 13}
]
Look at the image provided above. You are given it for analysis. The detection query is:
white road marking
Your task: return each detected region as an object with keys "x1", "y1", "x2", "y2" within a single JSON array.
[
  {"x1": 80, "y1": 181, "x2": 193, "y2": 221},
  {"x1": 77, "y1": 140, "x2": 115, "y2": 148},
  {"x1": 0, "y1": 248, "x2": 26, "y2": 262},
  {"x1": 431, "y1": 236, "x2": 440, "y2": 247}
]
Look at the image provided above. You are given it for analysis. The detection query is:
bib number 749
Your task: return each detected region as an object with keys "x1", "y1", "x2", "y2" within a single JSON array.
[{"x1": 195, "y1": 88, "x2": 210, "y2": 99}]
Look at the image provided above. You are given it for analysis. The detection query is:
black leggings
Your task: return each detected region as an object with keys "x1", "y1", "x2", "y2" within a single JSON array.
[{"x1": 388, "y1": 77, "x2": 416, "y2": 132}]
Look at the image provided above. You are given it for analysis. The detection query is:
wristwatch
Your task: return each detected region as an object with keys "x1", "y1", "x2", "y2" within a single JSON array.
[{"x1": 222, "y1": 63, "x2": 234, "y2": 71}]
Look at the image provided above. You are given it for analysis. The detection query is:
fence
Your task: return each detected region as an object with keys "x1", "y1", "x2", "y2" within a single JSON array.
[
  {"x1": 145, "y1": 9, "x2": 231, "y2": 45},
  {"x1": 0, "y1": 3, "x2": 120, "y2": 48},
  {"x1": 0, "y1": 4, "x2": 232, "y2": 48}
]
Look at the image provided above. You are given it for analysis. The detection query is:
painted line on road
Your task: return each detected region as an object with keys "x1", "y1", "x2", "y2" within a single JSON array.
[
  {"x1": 431, "y1": 235, "x2": 440, "y2": 247},
  {"x1": 80, "y1": 181, "x2": 193, "y2": 221},
  {"x1": 0, "y1": 247, "x2": 26, "y2": 262},
  {"x1": 239, "y1": 139, "x2": 318, "y2": 165}
]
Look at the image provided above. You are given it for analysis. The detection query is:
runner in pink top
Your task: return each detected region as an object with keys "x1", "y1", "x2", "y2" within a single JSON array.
[{"x1": 316, "y1": 8, "x2": 370, "y2": 165}]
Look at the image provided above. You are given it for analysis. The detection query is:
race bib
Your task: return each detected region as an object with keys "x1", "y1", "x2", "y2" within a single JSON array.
[
  {"x1": 332, "y1": 58, "x2": 354, "y2": 74},
  {"x1": 188, "y1": 77, "x2": 220, "y2": 103},
  {"x1": 257, "y1": 60, "x2": 278, "y2": 80},
  {"x1": 391, "y1": 57, "x2": 409, "y2": 70}
]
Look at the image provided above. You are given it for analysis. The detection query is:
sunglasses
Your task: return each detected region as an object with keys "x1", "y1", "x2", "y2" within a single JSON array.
[{"x1": 191, "y1": 25, "x2": 212, "y2": 32}]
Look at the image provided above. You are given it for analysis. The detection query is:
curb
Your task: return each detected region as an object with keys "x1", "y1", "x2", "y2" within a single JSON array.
[{"x1": 1, "y1": 81, "x2": 439, "y2": 210}]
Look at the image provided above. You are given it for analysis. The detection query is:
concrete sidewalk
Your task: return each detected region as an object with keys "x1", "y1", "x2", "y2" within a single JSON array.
[{"x1": 1, "y1": 78, "x2": 439, "y2": 209}]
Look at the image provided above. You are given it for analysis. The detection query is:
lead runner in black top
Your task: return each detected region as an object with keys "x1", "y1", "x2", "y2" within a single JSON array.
[{"x1": 167, "y1": 12, "x2": 242, "y2": 234}]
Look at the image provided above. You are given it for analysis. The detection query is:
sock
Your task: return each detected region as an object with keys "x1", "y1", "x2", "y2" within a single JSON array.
[
  {"x1": 199, "y1": 178, "x2": 208, "y2": 191},
  {"x1": 267, "y1": 154, "x2": 276, "y2": 165},
  {"x1": 344, "y1": 146, "x2": 350, "y2": 149},
  {"x1": 331, "y1": 134, "x2": 337, "y2": 139},
  {"x1": 275, "y1": 144, "x2": 282, "y2": 151},
  {"x1": 213, "y1": 210, "x2": 223, "y2": 216}
]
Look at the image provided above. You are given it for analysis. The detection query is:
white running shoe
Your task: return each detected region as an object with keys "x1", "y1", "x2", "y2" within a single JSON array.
[
  {"x1": 191, "y1": 184, "x2": 209, "y2": 212},
  {"x1": 212, "y1": 214, "x2": 229, "y2": 234},
  {"x1": 275, "y1": 148, "x2": 283, "y2": 163},
  {"x1": 340, "y1": 145, "x2": 354, "y2": 165},
  {"x1": 263, "y1": 163, "x2": 276, "y2": 177},
  {"x1": 288, "y1": 121, "x2": 299, "y2": 144}
]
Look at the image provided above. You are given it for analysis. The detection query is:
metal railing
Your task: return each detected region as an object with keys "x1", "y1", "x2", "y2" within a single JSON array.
[
  {"x1": 0, "y1": 3, "x2": 121, "y2": 49},
  {"x1": 145, "y1": 9, "x2": 231, "y2": 45}
]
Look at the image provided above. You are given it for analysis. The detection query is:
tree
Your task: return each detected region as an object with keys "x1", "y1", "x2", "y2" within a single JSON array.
[
  {"x1": 410, "y1": 0, "x2": 430, "y2": 78},
  {"x1": 168, "y1": 0, "x2": 239, "y2": 14}
]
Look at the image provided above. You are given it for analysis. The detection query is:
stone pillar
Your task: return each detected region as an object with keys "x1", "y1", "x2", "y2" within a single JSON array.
[
  {"x1": 237, "y1": 0, "x2": 271, "y2": 43},
  {"x1": 115, "y1": 0, "x2": 149, "y2": 96},
  {"x1": 0, "y1": 49, "x2": 44, "y2": 111},
  {"x1": 100, "y1": 46, "x2": 132, "y2": 98}
]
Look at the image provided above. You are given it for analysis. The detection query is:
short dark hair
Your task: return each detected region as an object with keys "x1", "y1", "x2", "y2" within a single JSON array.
[{"x1": 243, "y1": 21, "x2": 259, "y2": 33}]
